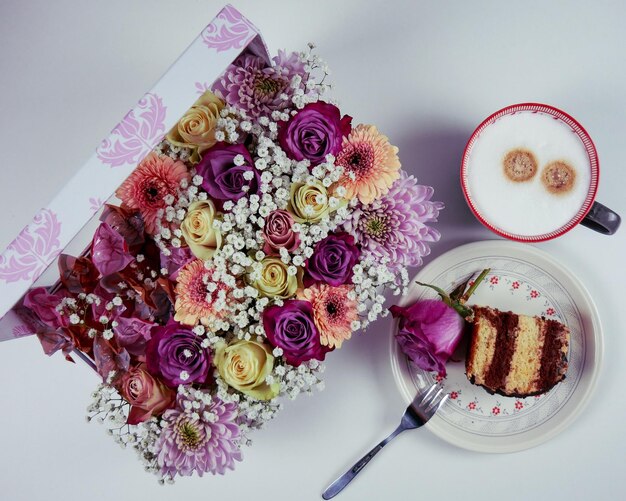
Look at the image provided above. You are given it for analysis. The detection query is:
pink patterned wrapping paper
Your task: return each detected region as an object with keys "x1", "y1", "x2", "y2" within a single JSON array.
[{"x1": 0, "y1": 4, "x2": 269, "y2": 341}]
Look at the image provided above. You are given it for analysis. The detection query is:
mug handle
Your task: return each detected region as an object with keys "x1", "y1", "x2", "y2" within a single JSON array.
[{"x1": 580, "y1": 201, "x2": 621, "y2": 235}]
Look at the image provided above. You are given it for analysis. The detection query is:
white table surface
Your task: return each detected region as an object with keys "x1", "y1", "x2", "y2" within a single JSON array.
[{"x1": 1, "y1": 1, "x2": 625, "y2": 500}]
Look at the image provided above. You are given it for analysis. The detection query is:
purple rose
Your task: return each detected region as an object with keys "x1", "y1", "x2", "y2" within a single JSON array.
[
  {"x1": 263, "y1": 300, "x2": 331, "y2": 366},
  {"x1": 196, "y1": 142, "x2": 259, "y2": 203},
  {"x1": 146, "y1": 322, "x2": 211, "y2": 387},
  {"x1": 390, "y1": 299, "x2": 465, "y2": 377},
  {"x1": 278, "y1": 101, "x2": 352, "y2": 166},
  {"x1": 305, "y1": 233, "x2": 360, "y2": 286},
  {"x1": 262, "y1": 210, "x2": 300, "y2": 254}
]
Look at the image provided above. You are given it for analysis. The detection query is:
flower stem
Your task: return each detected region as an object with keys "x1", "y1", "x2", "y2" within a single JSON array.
[
  {"x1": 414, "y1": 268, "x2": 491, "y2": 320},
  {"x1": 461, "y1": 268, "x2": 491, "y2": 303}
]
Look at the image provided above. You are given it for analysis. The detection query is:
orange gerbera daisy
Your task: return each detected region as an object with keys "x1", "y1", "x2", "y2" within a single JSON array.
[
  {"x1": 174, "y1": 259, "x2": 231, "y2": 327},
  {"x1": 298, "y1": 283, "x2": 358, "y2": 349},
  {"x1": 116, "y1": 152, "x2": 189, "y2": 235},
  {"x1": 335, "y1": 124, "x2": 401, "y2": 204}
]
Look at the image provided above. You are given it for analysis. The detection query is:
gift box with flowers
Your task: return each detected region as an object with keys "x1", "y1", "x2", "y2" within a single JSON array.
[{"x1": 0, "y1": 5, "x2": 443, "y2": 482}]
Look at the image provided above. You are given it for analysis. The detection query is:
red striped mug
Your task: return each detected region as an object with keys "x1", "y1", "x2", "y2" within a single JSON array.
[{"x1": 461, "y1": 103, "x2": 620, "y2": 242}]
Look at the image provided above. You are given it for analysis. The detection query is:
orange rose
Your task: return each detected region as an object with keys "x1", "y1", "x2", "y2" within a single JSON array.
[{"x1": 119, "y1": 364, "x2": 175, "y2": 425}]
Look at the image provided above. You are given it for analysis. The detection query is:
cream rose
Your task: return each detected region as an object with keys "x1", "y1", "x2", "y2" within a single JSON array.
[
  {"x1": 166, "y1": 91, "x2": 224, "y2": 159},
  {"x1": 181, "y1": 200, "x2": 222, "y2": 260},
  {"x1": 248, "y1": 256, "x2": 302, "y2": 299},
  {"x1": 214, "y1": 339, "x2": 280, "y2": 400},
  {"x1": 288, "y1": 180, "x2": 333, "y2": 223}
]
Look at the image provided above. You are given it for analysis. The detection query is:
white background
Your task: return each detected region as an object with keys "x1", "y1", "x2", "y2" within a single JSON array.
[{"x1": 1, "y1": 1, "x2": 625, "y2": 500}]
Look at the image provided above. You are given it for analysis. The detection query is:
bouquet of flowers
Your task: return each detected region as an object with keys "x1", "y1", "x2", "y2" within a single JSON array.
[{"x1": 18, "y1": 44, "x2": 443, "y2": 482}]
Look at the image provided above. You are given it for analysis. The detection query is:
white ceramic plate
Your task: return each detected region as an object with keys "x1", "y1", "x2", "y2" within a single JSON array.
[{"x1": 389, "y1": 240, "x2": 602, "y2": 453}]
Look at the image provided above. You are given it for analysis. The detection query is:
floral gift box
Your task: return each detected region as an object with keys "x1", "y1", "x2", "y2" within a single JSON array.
[
  {"x1": 0, "y1": 3, "x2": 443, "y2": 482},
  {"x1": 0, "y1": 5, "x2": 268, "y2": 339}
]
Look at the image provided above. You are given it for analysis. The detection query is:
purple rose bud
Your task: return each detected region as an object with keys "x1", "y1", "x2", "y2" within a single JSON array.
[
  {"x1": 305, "y1": 233, "x2": 360, "y2": 286},
  {"x1": 263, "y1": 300, "x2": 331, "y2": 366},
  {"x1": 278, "y1": 101, "x2": 352, "y2": 166},
  {"x1": 390, "y1": 299, "x2": 465, "y2": 377},
  {"x1": 160, "y1": 245, "x2": 195, "y2": 280},
  {"x1": 99, "y1": 204, "x2": 145, "y2": 249},
  {"x1": 93, "y1": 336, "x2": 130, "y2": 381},
  {"x1": 91, "y1": 223, "x2": 134, "y2": 277},
  {"x1": 146, "y1": 322, "x2": 211, "y2": 387},
  {"x1": 23, "y1": 287, "x2": 66, "y2": 329},
  {"x1": 262, "y1": 210, "x2": 300, "y2": 254},
  {"x1": 114, "y1": 317, "x2": 155, "y2": 357},
  {"x1": 196, "y1": 142, "x2": 259, "y2": 204}
]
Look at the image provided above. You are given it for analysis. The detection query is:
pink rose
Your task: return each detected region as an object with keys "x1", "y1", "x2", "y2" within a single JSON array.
[
  {"x1": 262, "y1": 210, "x2": 300, "y2": 254},
  {"x1": 390, "y1": 299, "x2": 465, "y2": 377},
  {"x1": 119, "y1": 364, "x2": 175, "y2": 425}
]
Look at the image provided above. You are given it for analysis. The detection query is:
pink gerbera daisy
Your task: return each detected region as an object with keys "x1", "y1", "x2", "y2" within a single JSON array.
[
  {"x1": 115, "y1": 152, "x2": 189, "y2": 235},
  {"x1": 335, "y1": 124, "x2": 401, "y2": 205},
  {"x1": 174, "y1": 259, "x2": 232, "y2": 327},
  {"x1": 298, "y1": 283, "x2": 358, "y2": 349}
]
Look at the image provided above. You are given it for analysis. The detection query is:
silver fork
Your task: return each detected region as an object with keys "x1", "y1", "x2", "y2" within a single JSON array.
[{"x1": 322, "y1": 385, "x2": 448, "y2": 500}]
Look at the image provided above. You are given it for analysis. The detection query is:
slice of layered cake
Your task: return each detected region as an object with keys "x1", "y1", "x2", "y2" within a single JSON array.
[{"x1": 466, "y1": 306, "x2": 569, "y2": 397}]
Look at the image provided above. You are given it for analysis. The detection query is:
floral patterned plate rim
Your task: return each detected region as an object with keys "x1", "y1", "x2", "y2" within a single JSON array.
[{"x1": 389, "y1": 240, "x2": 603, "y2": 453}]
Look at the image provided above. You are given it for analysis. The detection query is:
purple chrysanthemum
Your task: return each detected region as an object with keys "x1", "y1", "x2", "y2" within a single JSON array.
[
  {"x1": 343, "y1": 172, "x2": 444, "y2": 268},
  {"x1": 212, "y1": 51, "x2": 308, "y2": 118},
  {"x1": 154, "y1": 391, "x2": 243, "y2": 479}
]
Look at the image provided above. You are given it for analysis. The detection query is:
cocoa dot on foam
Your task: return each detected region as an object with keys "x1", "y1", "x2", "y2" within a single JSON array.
[
  {"x1": 502, "y1": 148, "x2": 538, "y2": 182},
  {"x1": 541, "y1": 160, "x2": 576, "y2": 194}
]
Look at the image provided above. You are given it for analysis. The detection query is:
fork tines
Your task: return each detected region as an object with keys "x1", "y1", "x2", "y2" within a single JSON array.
[{"x1": 412, "y1": 385, "x2": 448, "y2": 416}]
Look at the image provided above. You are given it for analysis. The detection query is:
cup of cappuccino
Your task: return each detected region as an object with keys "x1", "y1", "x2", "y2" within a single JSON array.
[{"x1": 461, "y1": 103, "x2": 620, "y2": 241}]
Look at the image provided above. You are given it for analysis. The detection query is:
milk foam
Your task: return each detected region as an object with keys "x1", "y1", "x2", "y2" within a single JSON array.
[{"x1": 466, "y1": 112, "x2": 592, "y2": 236}]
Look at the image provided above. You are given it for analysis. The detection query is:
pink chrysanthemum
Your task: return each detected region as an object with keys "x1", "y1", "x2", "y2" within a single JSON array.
[
  {"x1": 115, "y1": 152, "x2": 189, "y2": 235},
  {"x1": 335, "y1": 124, "x2": 401, "y2": 204},
  {"x1": 174, "y1": 259, "x2": 232, "y2": 326},
  {"x1": 343, "y1": 171, "x2": 444, "y2": 269},
  {"x1": 298, "y1": 283, "x2": 358, "y2": 349},
  {"x1": 212, "y1": 51, "x2": 308, "y2": 119},
  {"x1": 155, "y1": 391, "x2": 243, "y2": 479}
]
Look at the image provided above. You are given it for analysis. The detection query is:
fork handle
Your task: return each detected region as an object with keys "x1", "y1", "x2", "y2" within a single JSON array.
[{"x1": 322, "y1": 424, "x2": 406, "y2": 500}]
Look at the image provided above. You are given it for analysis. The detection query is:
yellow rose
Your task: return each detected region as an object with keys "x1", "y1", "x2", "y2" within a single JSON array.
[
  {"x1": 288, "y1": 180, "x2": 333, "y2": 223},
  {"x1": 248, "y1": 256, "x2": 302, "y2": 299},
  {"x1": 214, "y1": 339, "x2": 280, "y2": 400},
  {"x1": 166, "y1": 91, "x2": 224, "y2": 161},
  {"x1": 181, "y1": 200, "x2": 222, "y2": 260}
]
